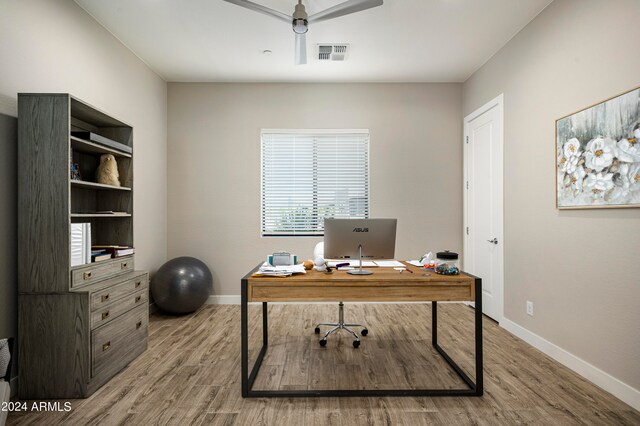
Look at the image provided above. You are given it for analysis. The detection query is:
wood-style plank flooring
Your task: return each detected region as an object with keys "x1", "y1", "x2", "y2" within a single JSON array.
[{"x1": 8, "y1": 303, "x2": 640, "y2": 425}]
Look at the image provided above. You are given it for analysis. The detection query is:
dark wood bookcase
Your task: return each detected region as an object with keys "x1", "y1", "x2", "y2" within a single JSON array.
[{"x1": 18, "y1": 94, "x2": 149, "y2": 398}]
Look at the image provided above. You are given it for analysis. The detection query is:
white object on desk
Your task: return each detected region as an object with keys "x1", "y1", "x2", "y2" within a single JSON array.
[
  {"x1": 313, "y1": 242, "x2": 324, "y2": 259},
  {"x1": 374, "y1": 260, "x2": 405, "y2": 267},
  {"x1": 256, "y1": 262, "x2": 307, "y2": 277},
  {"x1": 327, "y1": 260, "x2": 376, "y2": 268}
]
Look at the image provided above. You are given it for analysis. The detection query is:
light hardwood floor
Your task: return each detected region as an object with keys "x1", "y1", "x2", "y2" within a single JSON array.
[{"x1": 8, "y1": 303, "x2": 640, "y2": 425}]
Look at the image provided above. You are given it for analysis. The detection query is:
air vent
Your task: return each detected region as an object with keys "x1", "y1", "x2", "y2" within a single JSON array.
[{"x1": 317, "y1": 44, "x2": 349, "y2": 61}]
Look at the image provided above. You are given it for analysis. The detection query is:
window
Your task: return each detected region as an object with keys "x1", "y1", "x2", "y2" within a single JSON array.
[{"x1": 261, "y1": 130, "x2": 370, "y2": 236}]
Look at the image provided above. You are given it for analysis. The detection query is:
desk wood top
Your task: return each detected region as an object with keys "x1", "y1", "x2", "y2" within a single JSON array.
[{"x1": 244, "y1": 262, "x2": 478, "y2": 303}]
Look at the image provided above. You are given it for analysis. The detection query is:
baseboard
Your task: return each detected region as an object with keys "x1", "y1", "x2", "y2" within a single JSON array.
[
  {"x1": 206, "y1": 295, "x2": 241, "y2": 305},
  {"x1": 501, "y1": 318, "x2": 640, "y2": 411}
]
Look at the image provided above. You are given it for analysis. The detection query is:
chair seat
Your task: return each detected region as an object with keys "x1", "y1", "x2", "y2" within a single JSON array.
[{"x1": 0, "y1": 381, "x2": 10, "y2": 426}]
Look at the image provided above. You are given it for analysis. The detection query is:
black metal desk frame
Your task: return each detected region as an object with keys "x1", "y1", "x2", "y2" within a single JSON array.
[{"x1": 241, "y1": 266, "x2": 483, "y2": 398}]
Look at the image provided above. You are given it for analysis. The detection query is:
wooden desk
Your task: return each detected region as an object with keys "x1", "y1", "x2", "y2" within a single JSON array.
[{"x1": 241, "y1": 262, "x2": 483, "y2": 398}]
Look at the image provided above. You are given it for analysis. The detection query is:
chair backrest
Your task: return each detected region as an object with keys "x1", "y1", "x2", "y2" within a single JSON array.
[{"x1": 0, "y1": 338, "x2": 12, "y2": 382}]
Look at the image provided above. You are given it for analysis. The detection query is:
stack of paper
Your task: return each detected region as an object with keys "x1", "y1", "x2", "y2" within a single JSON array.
[
  {"x1": 254, "y1": 262, "x2": 307, "y2": 277},
  {"x1": 93, "y1": 245, "x2": 135, "y2": 257},
  {"x1": 374, "y1": 260, "x2": 405, "y2": 267}
]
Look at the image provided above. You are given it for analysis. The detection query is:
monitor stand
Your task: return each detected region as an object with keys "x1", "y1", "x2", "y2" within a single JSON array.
[{"x1": 347, "y1": 244, "x2": 373, "y2": 275}]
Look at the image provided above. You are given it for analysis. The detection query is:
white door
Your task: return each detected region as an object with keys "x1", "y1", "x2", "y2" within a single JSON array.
[{"x1": 464, "y1": 94, "x2": 504, "y2": 322}]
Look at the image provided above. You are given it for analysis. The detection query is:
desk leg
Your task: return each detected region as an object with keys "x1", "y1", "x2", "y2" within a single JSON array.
[
  {"x1": 474, "y1": 277, "x2": 484, "y2": 396},
  {"x1": 241, "y1": 278, "x2": 270, "y2": 398},
  {"x1": 263, "y1": 302, "x2": 268, "y2": 346},
  {"x1": 241, "y1": 279, "x2": 248, "y2": 397},
  {"x1": 432, "y1": 301, "x2": 438, "y2": 346},
  {"x1": 431, "y1": 281, "x2": 483, "y2": 394}
]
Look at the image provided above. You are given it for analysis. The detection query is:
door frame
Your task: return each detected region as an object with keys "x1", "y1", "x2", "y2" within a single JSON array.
[{"x1": 463, "y1": 93, "x2": 504, "y2": 323}]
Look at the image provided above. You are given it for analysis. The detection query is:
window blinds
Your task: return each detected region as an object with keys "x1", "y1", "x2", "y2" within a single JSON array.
[{"x1": 261, "y1": 131, "x2": 370, "y2": 236}]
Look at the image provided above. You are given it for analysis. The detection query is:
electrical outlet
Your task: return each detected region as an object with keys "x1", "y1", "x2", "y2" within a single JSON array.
[{"x1": 526, "y1": 301, "x2": 534, "y2": 316}]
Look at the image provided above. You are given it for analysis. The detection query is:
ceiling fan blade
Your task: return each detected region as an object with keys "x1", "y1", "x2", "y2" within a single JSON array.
[
  {"x1": 222, "y1": 0, "x2": 291, "y2": 23},
  {"x1": 308, "y1": 0, "x2": 383, "y2": 23},
  {"x1": 295, "y1": 32, "x2": 307, "y2": 65}
]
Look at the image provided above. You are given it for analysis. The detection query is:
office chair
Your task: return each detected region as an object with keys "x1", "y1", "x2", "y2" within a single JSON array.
[
  {"x1": 315, "y1": 302, "x2": 368, "y2": 348},
  {"x1": 312, "y1": 242, "x2": 369, "y2": 348}
]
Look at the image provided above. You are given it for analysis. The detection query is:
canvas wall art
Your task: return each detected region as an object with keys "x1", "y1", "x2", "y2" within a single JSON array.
[{"x1": 556, "y1": 87, "x2": 640, "y2": 209}]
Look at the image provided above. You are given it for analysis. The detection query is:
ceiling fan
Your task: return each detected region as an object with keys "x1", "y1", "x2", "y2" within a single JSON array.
[{"x1": 223, "y1": 0, "x2": 384, "y2": 65}]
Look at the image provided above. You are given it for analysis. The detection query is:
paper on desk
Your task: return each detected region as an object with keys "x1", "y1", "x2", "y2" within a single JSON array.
[
  {"x1": 254, "y1": 262, "x2": 307, "y2": 276},
  {"x1": 327, "y1": 260, "x2": 377, "y2": 268},
  {"x1": 373, "y1": 260, "x2": 405, "y2": 267}
]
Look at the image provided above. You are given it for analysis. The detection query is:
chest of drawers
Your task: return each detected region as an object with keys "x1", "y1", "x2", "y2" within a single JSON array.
[{"x1": 19, "y1": 257, "x2": 149, "y2": 399}]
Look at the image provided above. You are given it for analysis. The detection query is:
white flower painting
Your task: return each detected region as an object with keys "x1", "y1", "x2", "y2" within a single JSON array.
[{"x1": 556, "y1": 87, "x2": 640, "y2": 208}]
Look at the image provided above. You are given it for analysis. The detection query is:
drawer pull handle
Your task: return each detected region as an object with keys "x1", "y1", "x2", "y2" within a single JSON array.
[
  {"x1": 121, "y1": 262, "x2": 129, "y2": 269},
  {"x1": 136, "y1": 321, "x2": 142, "y2": 329},
  {"x1": 102, "y1": 341, "x2": 111, "y2": 352},
  {"x1": 102, "y1": 311, "x2": 110, "y2": 320},
  {"x1": 101, "y1": 294, "x2": 110, "y2": 302},
  {"x1": 83, "y1": 271, "x2": 92, "y2": 280},
  {"x1": 135, "y1": 281, "x2": 142, "y2": 288},
  {"x1": 135, "y1": 296, "x2": 142, "y2": 303}
]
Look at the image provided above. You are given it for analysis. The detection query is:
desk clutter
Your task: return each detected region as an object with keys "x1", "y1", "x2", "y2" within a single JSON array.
[
  {"x1": 255, "y1": 262, "x2": 307, "y2": 277},
  {"x1": 409, "y1": 251, "x2": 460, "y2": 275},
  {"x1": 255, "y1": 245, "x2": 460, "y2": 277}
]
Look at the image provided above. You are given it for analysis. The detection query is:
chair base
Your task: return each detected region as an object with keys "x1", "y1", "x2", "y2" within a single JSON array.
[{"x1": 315, "y1": 302, "x2": 368, "y2": 348}]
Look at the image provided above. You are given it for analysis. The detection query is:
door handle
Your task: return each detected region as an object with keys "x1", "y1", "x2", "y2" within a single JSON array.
[{"x1": 487, "y1": 238, "x2": 498, "y2": 245}]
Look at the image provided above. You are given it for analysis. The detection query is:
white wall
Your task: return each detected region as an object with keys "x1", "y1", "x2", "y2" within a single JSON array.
[
  {"x1": 167, "y1": 83, "x2": 463, "y2": 297},
  {"x1": 0, "y1": 0, "x2": 168, "y2": 383},
  {"x1": 463, "y1": 0, "x2": 640, "y2": 398}
]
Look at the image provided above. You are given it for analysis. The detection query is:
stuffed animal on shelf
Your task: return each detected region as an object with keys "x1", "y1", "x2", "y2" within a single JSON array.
[{"x1": 96, "y1": 154, "x2": 121, "y2": 187}]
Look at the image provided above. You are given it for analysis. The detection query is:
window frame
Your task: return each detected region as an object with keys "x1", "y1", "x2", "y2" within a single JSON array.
[{"x1": 260, "y1": 129, "x2": 371, "y2": 237}]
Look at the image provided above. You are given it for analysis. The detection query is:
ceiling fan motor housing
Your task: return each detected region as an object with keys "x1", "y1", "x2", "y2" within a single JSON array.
[{"x1": 292, "y1": 2, "x2": 308, "y2": 34}]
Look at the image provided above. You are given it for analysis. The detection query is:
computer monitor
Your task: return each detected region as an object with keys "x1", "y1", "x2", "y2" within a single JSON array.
[{"x1": 324, "y1": 218, "x2": 397, "y2": 275}]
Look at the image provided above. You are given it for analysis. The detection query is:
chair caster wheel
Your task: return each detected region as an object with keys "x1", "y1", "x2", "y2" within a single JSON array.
[
  {"x1": 353, "y1": 340, "x2": 360, "y2": 349},
  {"x1": 319, "y1": 339, "x2": 327, "y2": 347},
  {"x1": 361, "y1": 329, "x2": 368, "y2": 336},
  {"x1": 314, "y1": 327, "x2": 320, "y2": 334}
]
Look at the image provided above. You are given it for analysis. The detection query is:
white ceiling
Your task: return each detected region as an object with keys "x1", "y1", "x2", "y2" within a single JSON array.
[{"x1": 74, "y1": 0, "x2": 553, "y2": 83}]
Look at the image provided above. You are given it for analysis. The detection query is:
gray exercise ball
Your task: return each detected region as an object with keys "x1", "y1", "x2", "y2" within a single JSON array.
[{"x1": 151, "y1": 256, "x2": 212, "y2": 314}]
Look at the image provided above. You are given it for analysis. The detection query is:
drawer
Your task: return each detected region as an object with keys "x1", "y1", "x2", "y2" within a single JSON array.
[
  {"x1": 71, "y1": 256, "x2": 134, "y2": 288},
  {"x1": 91, "y1": 303, "x2": 148, "y2": 378},
  {"x1": 91, "y1": 288, "x2": 148, "y2": 329},
  {"x1": 91, "y1": 273, "x2": 148, "y2": 311}
]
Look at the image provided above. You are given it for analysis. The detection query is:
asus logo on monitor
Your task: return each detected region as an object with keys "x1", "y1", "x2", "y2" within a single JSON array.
[{"x1": 352, "y1": 227, "x2": 369, "y2": 232}]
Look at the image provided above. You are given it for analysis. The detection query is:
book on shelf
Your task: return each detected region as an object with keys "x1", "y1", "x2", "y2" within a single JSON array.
[
  {"x1": 71, "y1": 131, "x2": 132, "y2": 154},
  {"x1": 94, "y1": 211, "x2": 129, "y2": 215},
  {"x1": 91, "y1": 251, "x2": 112, "y2": 262},
  {"x1": 92, "y1": 245, "x2": 134, "y2": 257},
  {"x1": 70, "y1": 223, "x2": 92, "y2": 267},
  {"x1": 70, "y1": 224, "x2": 83, "y2": 267}
]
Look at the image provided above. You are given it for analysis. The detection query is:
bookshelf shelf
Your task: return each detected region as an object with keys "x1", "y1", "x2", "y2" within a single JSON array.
[
  {"x1": 70, "y1": 213, "x2": 132, "y2": 218},
  {"x1": 18, "y1": 93, "x2": 147, "y2": 400},
  {"x1": 71, "y1": 135, "x2": 132, "y2": 158},
  {"x1": 71, "y1": 180, "x2": 132, "y2": 191}
]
